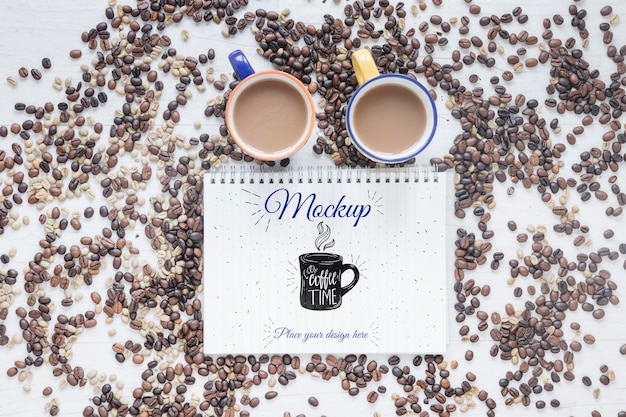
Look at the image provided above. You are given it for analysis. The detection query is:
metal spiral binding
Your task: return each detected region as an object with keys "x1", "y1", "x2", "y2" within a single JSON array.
[{"x1": 208, "y1": 164, "x2": 439, "y2": 184}]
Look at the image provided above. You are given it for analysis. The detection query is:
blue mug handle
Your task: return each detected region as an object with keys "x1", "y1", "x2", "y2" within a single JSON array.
[{"x1": 228, "y1": 50, "x2": 256, "y2": 81}]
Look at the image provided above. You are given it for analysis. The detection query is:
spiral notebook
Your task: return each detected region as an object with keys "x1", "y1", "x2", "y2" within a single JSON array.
[{"x1": 204, "y1": 166, "x2": 447, "y2": 354}]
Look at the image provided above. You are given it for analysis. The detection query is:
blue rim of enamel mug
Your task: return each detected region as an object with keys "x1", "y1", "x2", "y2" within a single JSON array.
[{"x1": 346, "y1": 73, "x2": 438, "y2": 164}]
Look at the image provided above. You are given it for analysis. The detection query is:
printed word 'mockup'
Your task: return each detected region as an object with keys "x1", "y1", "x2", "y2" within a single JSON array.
[{"x1": 264, "y1": 188, "x2": 371, "y2": 226}]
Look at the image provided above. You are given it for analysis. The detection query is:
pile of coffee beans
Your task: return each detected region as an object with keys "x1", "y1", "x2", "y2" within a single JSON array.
[{"x1": 2, "y1": 0, "x2": 626, "y2": 416}]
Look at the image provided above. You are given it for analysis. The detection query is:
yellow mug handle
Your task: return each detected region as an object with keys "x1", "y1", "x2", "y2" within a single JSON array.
[{"x1": 351, "y1": 49, "x2": 380, "y2": 85}]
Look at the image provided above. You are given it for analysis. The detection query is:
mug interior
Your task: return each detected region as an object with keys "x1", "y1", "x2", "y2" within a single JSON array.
[
  {"x1": 300, "y1": 252, "x2": 342, "y2": 266},
  {"x1": 347, "y1": 74, "x2": 437, "y2": 163},
  {"x1": 226, "y1": 71, "x2": 315, "y2": 161}
]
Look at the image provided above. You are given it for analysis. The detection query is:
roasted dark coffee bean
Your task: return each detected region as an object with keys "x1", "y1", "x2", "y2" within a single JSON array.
[
  {"x1": 31, "y1": 68, "x2": 42, "y2": 80},
  {"x1": 388, "y1": 355, "x2": 400, "y2": 366},
  {"x1": 367, "y1": 391, "x2": 378, "y2": 403},
  {"x1": 600, "y1": 6, "x2": 613, "y2": 16}
]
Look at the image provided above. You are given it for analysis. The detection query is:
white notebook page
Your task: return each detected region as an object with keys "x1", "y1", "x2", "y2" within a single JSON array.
[{"x1": 204, "y1": 166, "x2": 447, "y2": 354}]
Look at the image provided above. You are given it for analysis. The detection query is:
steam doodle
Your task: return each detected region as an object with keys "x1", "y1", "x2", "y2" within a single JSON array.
[{"x1": 315, "y1": 221, "x2": 335, "y2": 251}]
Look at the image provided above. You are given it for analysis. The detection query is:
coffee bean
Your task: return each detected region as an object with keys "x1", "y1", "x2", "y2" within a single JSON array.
[
  {"x1": 525, "y1": 58, "x2": 538, "y2": 68},
  {"x1": 468, "y1": 4, "x2": 481, "y2": 14},
  {"x1": 485, "y1": 398, "x2": 496, "y2": 409},
  {"x1": 367, "y1": 391, "x2": 378, "y2": 403},
  {"x1": 600, "y1": 6, "x2": 613, "y2": 16},
  {"x1": 424, "y1": 34, "x2": 438, "y2": 44},
  {"x1": 31, "y1": 69, "x2": 42, "y2": 80}
]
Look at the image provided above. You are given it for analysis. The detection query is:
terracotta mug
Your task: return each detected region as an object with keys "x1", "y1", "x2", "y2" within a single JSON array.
[{"x1": 226, "y1": 50, "x2": 316, "y2": 161}]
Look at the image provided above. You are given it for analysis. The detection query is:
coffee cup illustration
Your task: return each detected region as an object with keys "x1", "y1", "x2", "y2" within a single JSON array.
[{"x1": 299, "y1": 252, "x2": 359, "y2": 311}]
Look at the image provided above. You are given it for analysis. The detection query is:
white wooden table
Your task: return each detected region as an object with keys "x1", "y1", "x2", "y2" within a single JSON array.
[{"x1": 1, "y1": 1, "x2": 626, "y2": 416}]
